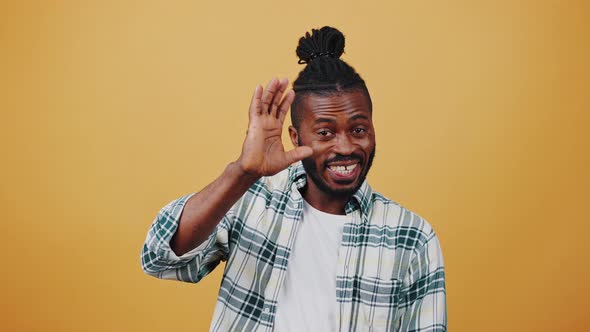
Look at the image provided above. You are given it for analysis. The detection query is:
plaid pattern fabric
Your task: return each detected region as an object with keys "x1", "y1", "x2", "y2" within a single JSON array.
[{"x1": 141, "y1": 162, "x2": 446, "y2": 331}]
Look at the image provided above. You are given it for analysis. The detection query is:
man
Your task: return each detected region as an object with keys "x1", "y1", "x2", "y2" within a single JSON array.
[{"x1": 141, "y1": 26, "x2": 446, "y2": 331}]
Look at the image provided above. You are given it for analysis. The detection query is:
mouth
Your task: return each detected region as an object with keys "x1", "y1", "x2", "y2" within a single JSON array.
[{"x1": 326, "y1": 162, "x2": 361, "y2": 182}]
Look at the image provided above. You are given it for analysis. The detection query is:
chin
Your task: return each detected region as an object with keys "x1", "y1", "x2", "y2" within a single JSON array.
[
  {"x1": 302, "y1": 147, "x2": 375, "y2": 197},
  {"x1": 304, "y1": 163, "x2": 364, "y2": 197}
]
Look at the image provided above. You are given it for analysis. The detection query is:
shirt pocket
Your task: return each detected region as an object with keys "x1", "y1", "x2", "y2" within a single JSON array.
[{"x1": 355, "y1": 276, "x2": 402, "y2": 331}]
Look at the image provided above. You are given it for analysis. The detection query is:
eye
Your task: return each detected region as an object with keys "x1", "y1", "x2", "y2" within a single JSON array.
[
  {"x1": 318, "y1": 130, "x2": 333, "y2": 137},
  {"x1": 352, "y1": 128, "x2": 367, "y2": 135}
]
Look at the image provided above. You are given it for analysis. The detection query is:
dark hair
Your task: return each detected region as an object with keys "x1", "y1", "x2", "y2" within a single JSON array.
[{"x1": 291, "y1": 26, "x2": 371, "y2": 129}]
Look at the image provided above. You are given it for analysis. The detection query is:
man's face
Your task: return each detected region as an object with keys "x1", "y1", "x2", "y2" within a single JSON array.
[{"x1": 289, "y1": 90, "x2": 376, "y2": 198}]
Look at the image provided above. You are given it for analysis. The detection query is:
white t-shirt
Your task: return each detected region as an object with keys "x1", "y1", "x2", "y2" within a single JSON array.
[{"x1": 273, "y1": 200, "x2": 350, "y2": 332}]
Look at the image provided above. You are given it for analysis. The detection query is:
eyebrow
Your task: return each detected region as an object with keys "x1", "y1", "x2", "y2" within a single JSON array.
[
  {"x1": 313, "y1": 114, "x2": 370, "y2": 125},
  {"x1": 314, "y1": 117, "x2": 337, "y2": 125},
  {"x1": 349, "y1": 114, "x2": 369, "y2": 122}
]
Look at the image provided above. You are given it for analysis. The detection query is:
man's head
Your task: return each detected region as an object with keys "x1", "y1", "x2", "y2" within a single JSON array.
[{"x1": 289, "y1": 27, "x2": 376, "y2": 198}]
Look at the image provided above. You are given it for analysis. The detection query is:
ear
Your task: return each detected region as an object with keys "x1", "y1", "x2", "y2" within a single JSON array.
[{"x1": 288, "y1": 126, "x2": 299, "y2": 147}]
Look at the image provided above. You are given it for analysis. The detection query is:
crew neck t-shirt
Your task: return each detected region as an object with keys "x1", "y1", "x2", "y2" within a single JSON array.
[{"x1": 273, "y1": 200, "x2": 350, "y2": 331}]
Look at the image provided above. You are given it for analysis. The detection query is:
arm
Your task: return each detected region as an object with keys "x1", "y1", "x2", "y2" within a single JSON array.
[
  {"x1": 171, "y1": 78, "x2": 312, "y2": 256},
  {"x1": 396, "y1": 230, "x2": 447, "y2": 331},
  {"x1": 169, "y1": 161, "x2": 257, "y2": 256},
  {"x1": 140, "y1": 78, "x2": 312, "y2": 281}
]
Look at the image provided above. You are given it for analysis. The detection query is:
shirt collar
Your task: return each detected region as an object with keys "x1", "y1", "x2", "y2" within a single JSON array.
[{"x1": 288, "y1": 161, "x2": 373, "y2": 223}]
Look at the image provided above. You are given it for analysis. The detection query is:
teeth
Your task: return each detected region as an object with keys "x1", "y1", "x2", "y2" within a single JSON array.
[{"x1": 329, "y1": 163, "x2": 358, "y2": 175}]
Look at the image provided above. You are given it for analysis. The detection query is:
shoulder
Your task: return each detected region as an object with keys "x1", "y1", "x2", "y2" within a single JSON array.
[
  {"x1": 255, "y1": 162, "x2": 303, "y2": 193},
  {"x1": 259, "y1": 166, "x2": 292, "y2": 192},
  {"x1": 241, "y1": 164, "x2": 296, "y2": 203},
  {"x1": 368, "y1": 190, "x2": 437, "y2": 247}
]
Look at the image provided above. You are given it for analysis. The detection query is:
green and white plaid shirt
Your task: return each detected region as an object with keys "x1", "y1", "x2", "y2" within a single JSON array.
[{"x1": 141, "y1": 162, "x2": 447, "y2": 331}]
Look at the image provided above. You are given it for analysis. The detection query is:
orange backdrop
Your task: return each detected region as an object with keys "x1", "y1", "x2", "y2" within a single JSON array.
[{"x1": 1, "y1": 1, "x2": 588, "y2": 331}]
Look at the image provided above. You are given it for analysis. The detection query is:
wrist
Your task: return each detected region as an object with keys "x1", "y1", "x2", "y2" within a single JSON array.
[{"x1": 228, "y1": 161, "x2": 260, "y2": 187}]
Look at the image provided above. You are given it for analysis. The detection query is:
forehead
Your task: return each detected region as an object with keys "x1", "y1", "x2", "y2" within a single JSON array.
[{"x1": 298, "y1": 90, "x2": 372, "y2": 123}]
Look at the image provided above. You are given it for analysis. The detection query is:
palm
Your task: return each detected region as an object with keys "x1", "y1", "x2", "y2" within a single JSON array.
[{"x1": 238, "y1": 78, "x2": 312, "y2": 177}]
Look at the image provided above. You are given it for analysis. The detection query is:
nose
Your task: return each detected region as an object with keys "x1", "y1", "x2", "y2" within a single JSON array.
[{"x1": 333, "y1": 133, "x2": 355, "y2": 155}]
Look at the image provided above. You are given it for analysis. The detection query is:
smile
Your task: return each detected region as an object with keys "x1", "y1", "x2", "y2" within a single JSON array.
[
  {"x1": 328, "y1": 163, "x2": 358, "y2": 176},
  {"x1": 326, "y1": 162, "x2": 361, "y2": 181}
]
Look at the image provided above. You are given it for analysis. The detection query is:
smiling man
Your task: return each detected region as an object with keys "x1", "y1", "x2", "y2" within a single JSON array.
[
  {"x1": 289, "y1": 90, "x2": 375, "y2": 212},
  {"x1": 141, "y1": 27, "x2": 447, "y2": 331}
]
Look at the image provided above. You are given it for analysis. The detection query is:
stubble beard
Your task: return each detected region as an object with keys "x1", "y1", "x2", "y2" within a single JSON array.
[{"x1": 301, "y1": 146, "x2": 376, "y2": 199}]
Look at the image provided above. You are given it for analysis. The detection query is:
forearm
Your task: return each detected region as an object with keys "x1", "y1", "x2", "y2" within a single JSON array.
[
  {"x1": 169, "y1": 78, "x2": 309, "y2": 256},
  {"x1": 170, "y1": 161, "x2": 258, "y2": 256}
]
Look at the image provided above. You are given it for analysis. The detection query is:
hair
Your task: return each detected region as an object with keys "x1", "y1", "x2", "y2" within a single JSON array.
[{"x1": 291, "y1": 26, "x2": 371, "y2": 129}]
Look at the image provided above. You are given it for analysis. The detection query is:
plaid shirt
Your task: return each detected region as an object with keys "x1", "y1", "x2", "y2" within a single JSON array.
[{"x1": 141, "y1": 162, "x2": 447, "y2": 331}]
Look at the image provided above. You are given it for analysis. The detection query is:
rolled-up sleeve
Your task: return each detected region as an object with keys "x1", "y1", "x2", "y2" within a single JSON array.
[
  {"x1": 396, "y1": 229, "x2": 447, "y2": 331},
  {"x1": 140, "y1": 193, "x2": 231, "y2": 283}
]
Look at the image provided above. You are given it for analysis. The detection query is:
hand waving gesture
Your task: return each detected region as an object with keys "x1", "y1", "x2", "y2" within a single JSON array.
[{"x1": 237, "y1": 78, "x2": 313, "y2": 178}]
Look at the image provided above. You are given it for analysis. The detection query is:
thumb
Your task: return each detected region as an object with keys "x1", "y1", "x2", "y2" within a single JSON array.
[{"x1": 284, "y1": 146, "x2": 313, "y2": 165}]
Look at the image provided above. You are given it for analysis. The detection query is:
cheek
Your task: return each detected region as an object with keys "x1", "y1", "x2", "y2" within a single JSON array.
[
  {"x1": 362, "y1": 133, "x2": 376, "y2": 148},
  {"x1": 358, "y1": 139, "x2": 376, "y2": 159},
  {"x1": 307, "y1": 142, "x2": 331, "y2": 163},
  {"x1": 362, "y1": 140, "x2": 375, "y2": 151}
]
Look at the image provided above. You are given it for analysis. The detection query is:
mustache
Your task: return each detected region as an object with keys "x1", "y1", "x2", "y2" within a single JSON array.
[{"x1": 325, "y1": 154, "x2": 363, "y2": 165}]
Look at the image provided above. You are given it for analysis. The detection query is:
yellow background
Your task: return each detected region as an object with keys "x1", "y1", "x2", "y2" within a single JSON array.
[{"x1": 1, "y1": 1, "x2": 588, "y2": 331}]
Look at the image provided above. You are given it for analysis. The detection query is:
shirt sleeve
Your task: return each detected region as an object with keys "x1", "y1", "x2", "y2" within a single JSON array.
[
  {"x1": 396, "y1": 229, "x2": 447, "y2": 331},
  {"x1": 140, "y1": 193, "x2": 233, "y2": 283}
]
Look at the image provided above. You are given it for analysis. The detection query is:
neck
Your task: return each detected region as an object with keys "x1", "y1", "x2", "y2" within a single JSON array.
[{"x1": 300, "y1": 176, "x2": 351, "y2": 215}]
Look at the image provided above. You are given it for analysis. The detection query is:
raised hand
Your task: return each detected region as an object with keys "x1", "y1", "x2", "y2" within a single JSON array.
[{"x1": 237, "y1": 78, "x2": 313, "y2": 178}]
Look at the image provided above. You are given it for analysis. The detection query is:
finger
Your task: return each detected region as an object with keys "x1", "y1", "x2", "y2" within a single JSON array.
[
  {"x1": 260, "y1": 78, "x2": 279, "y2": 113},
  {"x1": 249, "y1": 85, "x2": 263, "y2": 118},
  {"x1": 269, "y1": 78, "x2": 288, "y2": 117},
  {"x1": 284, "y1": 146, "x2": 313, "y2": 165},
  {"x1": 277, "y1": 89, "x2": 295, "y2": 122}
]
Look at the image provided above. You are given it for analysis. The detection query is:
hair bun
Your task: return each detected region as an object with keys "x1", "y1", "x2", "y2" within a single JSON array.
[{"x1": 296, "y1": 26, "x2": 345, "y2": 64}]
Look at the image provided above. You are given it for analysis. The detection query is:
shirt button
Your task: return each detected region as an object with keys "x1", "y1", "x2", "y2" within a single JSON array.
[{"x1": 263, "y1": 308, "x2": 270, "y2": 314}]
